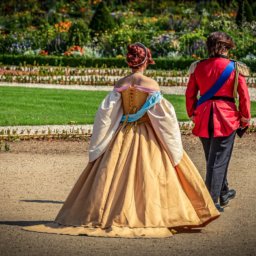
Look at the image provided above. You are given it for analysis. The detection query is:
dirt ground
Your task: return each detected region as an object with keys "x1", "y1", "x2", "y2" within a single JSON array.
[{"x1": 0, "y1": 134, "x2": 256, "y2": 256}]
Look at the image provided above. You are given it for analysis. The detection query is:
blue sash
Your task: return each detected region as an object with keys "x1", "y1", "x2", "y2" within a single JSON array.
[
  {"x1": 196, "y1": 61, "x2": 235, "y2": 107},
  {"x1": 121, "y1": 91, "x2": 162, "y2": 123}
]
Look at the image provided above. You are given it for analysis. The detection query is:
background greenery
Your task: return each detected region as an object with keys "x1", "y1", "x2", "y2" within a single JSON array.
[
  {"x1": 0, "y1": 0, "x2": 255, "y2": 62},
  {"x1": 1, "y1": 54, "x2": 256, "y2": 71}
]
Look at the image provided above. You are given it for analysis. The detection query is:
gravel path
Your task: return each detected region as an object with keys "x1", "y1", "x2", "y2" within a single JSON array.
[{"x1": 0, "y1": 135, "x2": 255, "y2": 256}]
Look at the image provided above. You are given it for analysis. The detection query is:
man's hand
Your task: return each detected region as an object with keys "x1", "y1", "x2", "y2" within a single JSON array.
[
  {"x1": 190, "y1": 115, "x2": 195, "y2": 123},
  {"x1": 240, "y1": 116, "x2": 250, "y2": 128}
]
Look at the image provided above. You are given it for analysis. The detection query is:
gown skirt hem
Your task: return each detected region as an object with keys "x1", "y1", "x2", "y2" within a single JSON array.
[{"x1": 23, "y1": 122, "x2": 220, "y2": 238}]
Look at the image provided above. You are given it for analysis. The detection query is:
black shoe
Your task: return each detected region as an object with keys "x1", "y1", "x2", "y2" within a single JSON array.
[
  {"x1": 215, "y1": 203, "x2": 224, "y2": 212},
  {"x1": 220, "y1": 189, "x2": 236, "y2": 207}
]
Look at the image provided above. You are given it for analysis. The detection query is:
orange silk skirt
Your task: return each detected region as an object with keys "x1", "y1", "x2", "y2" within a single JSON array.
[{"x1": 24, "y1": 121, "x2": 219, "y2": 238}]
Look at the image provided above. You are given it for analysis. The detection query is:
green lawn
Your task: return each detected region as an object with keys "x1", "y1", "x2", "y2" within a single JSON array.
[
  {"x1": 0, "y1": 87, "x2": 108, "y2": 126},
  {"x1": 0, "y1": 86, "x2": 255, "y2": 126}
]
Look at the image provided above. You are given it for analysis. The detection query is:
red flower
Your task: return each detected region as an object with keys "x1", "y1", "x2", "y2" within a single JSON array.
[{"x1": 39, "y1": 50, "x2": 48, "y2": 56}]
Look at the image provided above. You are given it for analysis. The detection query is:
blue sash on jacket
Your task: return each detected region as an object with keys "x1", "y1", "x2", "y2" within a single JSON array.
[
  {"x1": 196, "y1": 61, "x2": 235, "y2": 107},
  {"x1": 121, "y1": 91, "x2": 162, "y2": 123}
]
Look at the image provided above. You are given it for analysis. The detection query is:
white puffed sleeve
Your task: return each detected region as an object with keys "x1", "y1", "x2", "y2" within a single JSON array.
[
  {"x1": 147, "y1": 98, "x2": 183, "y2": 166},
  {"x1": 89, "y1": 91, "x2": 123, "y2": 162}
]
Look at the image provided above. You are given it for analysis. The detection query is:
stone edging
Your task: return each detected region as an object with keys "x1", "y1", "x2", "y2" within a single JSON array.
[{"x1": 1, "y1": 120, "x2": 256, "y2": 140}]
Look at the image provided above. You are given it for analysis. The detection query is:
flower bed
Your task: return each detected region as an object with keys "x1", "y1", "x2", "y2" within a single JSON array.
[
  {"x1": 0, "y1": 66, "x2": 255, "y2": 87},
  {"x1": 1, "y1": 1, "x2": 255, "y2": 65},
  {"x1": 0, "y1": 75, "x2": 188, "y2": 87}
]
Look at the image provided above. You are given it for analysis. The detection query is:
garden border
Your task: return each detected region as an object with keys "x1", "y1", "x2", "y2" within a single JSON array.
[
  {"x1": 1, "y1": 120, "x2": 256, "y2": 142},
  {"x1": 1, "y1": 55, "x2": 256, "y2": 71}
]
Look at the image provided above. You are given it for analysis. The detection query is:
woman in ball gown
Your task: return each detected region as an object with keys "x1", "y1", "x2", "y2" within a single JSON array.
[{"x1": 24, "y1": 43, "x2": 220, "y2": 238}]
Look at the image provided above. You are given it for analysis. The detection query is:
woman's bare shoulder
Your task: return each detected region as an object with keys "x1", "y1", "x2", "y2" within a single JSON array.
[
  {"x1": 114, "y1": 73, "x2": 160, "y2": 90},
  {"x1": 139, "y1": 75, "x2": 160, "y2": 90},
  {"x1": 114, "y1": 76, "x2": 130, "y2": 88}
]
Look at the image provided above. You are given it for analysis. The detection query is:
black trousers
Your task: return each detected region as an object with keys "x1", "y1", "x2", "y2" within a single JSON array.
[{"x1": 199, "y1": 110, "x2": 236, "y2": 203}]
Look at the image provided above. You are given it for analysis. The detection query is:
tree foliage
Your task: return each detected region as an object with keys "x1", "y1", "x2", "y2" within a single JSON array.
[
  {"x1": 68, "y1": 19, "x2": 90, "y2": 46},
  {"x1": 236, "y1": 0, "x2": 254, "y2": 25},
  {"x1": 89, "y1": 1, "x2": 116, "y2": 35}
]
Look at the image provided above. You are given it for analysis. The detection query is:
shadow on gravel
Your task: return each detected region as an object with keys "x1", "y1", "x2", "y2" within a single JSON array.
[
  {"x1": 20, "y1": 199, "x2": 64, "y2": 204},
  {"x1": 0, "y1": 221, "x2": 203, "y2": 234},
  {"x1": 174, "y1": 227, "x2": 202, "y2": 234},
  {"x1": 0, "y1": 221, "x2": 51, "y2": 226}
]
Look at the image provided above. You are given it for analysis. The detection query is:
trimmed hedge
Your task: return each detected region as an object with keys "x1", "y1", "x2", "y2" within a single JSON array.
[
  {"x1": 0, "y1": 54, "x2": 255, "y2": 71},
  {"x1": 242, "y1": 59, "x2": 256, "y2": 73},
  {"x1": 0, "y1": 55, "x2": 127, "y2": 68},
  {"x1": 0, "y1": 54, "x2": 194, "y2": 70}
]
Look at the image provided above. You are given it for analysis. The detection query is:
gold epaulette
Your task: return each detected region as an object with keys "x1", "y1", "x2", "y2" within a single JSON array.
[
  {"x1": 236, "y1": 61, "x2": 250, "y2": 77},
  {"x1": 233, "y1": 60, "x2": 250, "y2": 98},
  {"x1": 188, "y1": 60, "x2": 201, "y2": 75}
]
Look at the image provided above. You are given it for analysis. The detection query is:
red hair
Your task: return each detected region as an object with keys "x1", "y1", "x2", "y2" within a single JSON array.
[{"x1": 126, "y1": 43, "x2": 155, "y2": 69}]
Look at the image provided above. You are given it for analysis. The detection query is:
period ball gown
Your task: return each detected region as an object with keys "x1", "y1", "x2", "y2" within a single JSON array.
[{"x1": 24, "y1": 84, "x2": 219, "y2": 238}]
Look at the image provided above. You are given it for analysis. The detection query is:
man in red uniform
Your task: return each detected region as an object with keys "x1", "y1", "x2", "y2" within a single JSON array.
[{"x1": 186, "y1": 31, "x2": 251, "y2": 212}]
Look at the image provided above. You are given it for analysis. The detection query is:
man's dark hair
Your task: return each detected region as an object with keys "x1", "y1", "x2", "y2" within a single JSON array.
[{"x1": 206, "y1": 32, "x2": 235, "y2": 57}]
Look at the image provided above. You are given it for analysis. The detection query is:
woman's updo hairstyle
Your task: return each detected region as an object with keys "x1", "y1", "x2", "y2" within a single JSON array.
[
  {"x1": 206, "y1": 32, "x2": 235, "y2": 57},
  {"x1": 126, "y1": 42, "x2": 155, "y2": 69}
]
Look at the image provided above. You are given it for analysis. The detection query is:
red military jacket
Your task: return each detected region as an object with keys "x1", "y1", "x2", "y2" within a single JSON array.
[{"x1": 186, "y1": 57, "x2": 251, "y2": 138}]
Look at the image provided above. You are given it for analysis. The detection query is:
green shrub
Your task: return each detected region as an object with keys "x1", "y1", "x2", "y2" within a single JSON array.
[
  {"x1": 252, "y1": 1, "x2": 256, "y2": 16},
  {"x1": 179, "y1": 30, "x2": 207, "y2": 57},
  {"x1": 46, "y1": 34, "x2": 68, "y2": 55},
  {"x1": 89, "y1": 1, "x2": 116, "y2": 35},
  {"x1": 0, "y1": 54, "x2": 190, "y2": 70},
  {"x1": 99, "y1": 25, "x2": 154, "y2": 57},
  {"x1": 68, "y1": 19, "x2": 90, "y2": 47},
  {"x1": 0, "y1": 55, "x2": 255, "y2": 72},
  {"x1": 0, "y1": 54, "x2": 127, "y2": 68},
  {"x1": 242, "y1": 59, "x2": 256, "y2": 72},
  {"x1": 150, "y1": 33, "x2": 180, "y2": 57},
  {"x1": 236, "y1": 0, "x2": 254, "y2": 26}
]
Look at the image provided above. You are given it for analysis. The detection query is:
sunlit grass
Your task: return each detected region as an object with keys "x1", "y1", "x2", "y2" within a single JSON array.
[{"x1": 0, "y1": 86, "x2": 255, "y2": 126}]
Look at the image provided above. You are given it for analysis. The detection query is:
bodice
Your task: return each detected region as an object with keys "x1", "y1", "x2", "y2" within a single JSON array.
[{"x1": 121, "y1": 87, "x2": 148, "y2": 115}]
